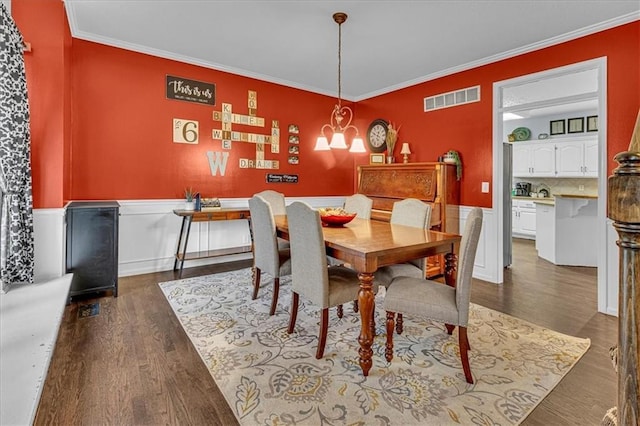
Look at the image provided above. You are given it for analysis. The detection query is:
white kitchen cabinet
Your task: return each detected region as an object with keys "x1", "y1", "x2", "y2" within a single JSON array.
[
  {"x1": 512, "y1": 199, "x2": 536, "y2": 239},
  {"x1": 512, "y1": 136, "x2": 598, "y2": 178},
  {"x1": 512, "y1": 142, "x2": 555, "y2": 177},
  {"x1": 555, "y1": 137, "x2": 598, "y2": 177}
]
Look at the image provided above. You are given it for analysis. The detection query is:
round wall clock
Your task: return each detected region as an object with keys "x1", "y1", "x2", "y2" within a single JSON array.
[{"x1": 366, "y1": 119, "x2": 389, "y2": 153}]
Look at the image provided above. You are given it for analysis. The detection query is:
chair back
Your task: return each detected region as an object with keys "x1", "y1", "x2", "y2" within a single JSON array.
[
  {"x1": 248, "y1": 195, "x2": 280, "y2": 275},
  {"x1": 255, "y1": 190, "x2": 286, "y2": 215},
  {"x1": 344, "y1": 194, "x2": 373, "y2": 219},
  {"x1": 391, "y1": 198, "x2": 432, "y2": 270},
  {"x1": 455, "y1": 207, "x2": 483, "y2": 323},
  {"x1": 286, "y1": 201, "x2": 329, "y2": 305}
]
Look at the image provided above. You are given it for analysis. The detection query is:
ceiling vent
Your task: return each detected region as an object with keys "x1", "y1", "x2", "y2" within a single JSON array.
[{"x1": 424, "y1": 85, "x2": 480, "y2": 112}]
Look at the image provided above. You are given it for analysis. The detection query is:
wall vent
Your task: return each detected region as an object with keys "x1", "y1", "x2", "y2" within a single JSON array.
[{"x1": 424, "y1": 85, "x2": 480, "y2": 112}]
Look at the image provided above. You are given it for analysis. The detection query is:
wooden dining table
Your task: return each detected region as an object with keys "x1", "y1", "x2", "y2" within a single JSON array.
[{"x1": 274, "y1": 215, "x2": 462, "y2": 376}]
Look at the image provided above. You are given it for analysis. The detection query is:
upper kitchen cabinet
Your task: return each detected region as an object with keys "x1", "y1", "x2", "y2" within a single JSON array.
[
  {"x1": 555, "y1": 136, "x2": 598, "y2": 177},
  {"x1": 513, "y1": 142, "x2": 556, "y2": 177},
  {"x1": 512, "y1": 136, "x2": 598, "y2": 178}
]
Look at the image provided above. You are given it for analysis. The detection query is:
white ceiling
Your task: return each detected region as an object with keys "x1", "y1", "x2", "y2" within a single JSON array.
[{"x1": 63, "y1": 1, "x2": 639, "y2": 101}]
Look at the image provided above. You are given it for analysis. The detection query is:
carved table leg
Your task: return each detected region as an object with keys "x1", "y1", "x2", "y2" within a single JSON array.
[
  {"x1": 444, "y1": 252, "x2": 458, "y2": 287},
  {"x1": 357, "y1": 272, "x2": 375, "y2": 376}
]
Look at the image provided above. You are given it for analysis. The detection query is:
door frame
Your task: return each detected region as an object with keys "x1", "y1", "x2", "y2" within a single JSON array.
[{"x1": 492, "y1": 57, "x2": 609, "y2": 313}]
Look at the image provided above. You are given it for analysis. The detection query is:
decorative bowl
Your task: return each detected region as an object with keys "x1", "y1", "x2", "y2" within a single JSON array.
[{"x1": 318, "y1": 208, "x2": 356, "y2": 227}]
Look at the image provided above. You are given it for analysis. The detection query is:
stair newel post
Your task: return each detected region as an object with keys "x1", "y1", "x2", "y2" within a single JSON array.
[{"x1": 606, "y1": 110, "x2": 640, "y2": 426}]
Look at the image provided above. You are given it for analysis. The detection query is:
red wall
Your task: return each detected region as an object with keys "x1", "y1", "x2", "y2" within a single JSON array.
[
  {"x1": 69, "y1": 41, "x2": 358, "y2": 201},
  {"x1": 357, "y1": 21, "x2": 640, "y2": 208},
  {"x1": 13, "y1": 2, "x2": 640, "y2": 209}
]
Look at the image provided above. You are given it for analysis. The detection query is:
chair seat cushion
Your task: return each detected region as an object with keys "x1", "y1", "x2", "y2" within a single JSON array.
[
  {"x1": 383, "y1": 276, "x2": 459, "y2": 325},
  {"x1": 327, "y1": 266, "x2": 374, "y2": 307},
  {"x1": 374, "y1": 263, "x2": 423, "y2": 287},
  {"x1": 278, "y1": 249, "x2": 292, "y2": 276}
]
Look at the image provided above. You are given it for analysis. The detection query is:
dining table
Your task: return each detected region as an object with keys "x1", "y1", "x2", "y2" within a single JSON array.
[{"x1": 274, "y1": 215, "x2": 462, "y2": 377}]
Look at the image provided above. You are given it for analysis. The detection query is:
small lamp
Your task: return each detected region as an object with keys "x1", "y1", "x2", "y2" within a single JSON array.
[{"x1": 400, "y1": 142, "x2": 411, "y2": 163}]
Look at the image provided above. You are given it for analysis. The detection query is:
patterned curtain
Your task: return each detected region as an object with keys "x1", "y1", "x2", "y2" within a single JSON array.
[{"x1": 0, "y1": 4, "x2": 34, "y2": 293}]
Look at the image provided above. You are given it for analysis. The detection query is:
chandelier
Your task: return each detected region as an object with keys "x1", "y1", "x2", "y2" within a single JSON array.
[{"x1": 314, "y1": 12, "x2": 366, "y2": 153}]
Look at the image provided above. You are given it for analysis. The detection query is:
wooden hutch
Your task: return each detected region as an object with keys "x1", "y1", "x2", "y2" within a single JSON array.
[{"x1": 356, "y1": 162, "x2": 460, "y2": 277}]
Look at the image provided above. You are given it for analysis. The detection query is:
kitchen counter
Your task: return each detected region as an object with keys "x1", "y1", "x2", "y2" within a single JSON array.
[
  {"x1": 535, "y1": 196, "x2": 597, "y2": 267},
  {"x1": 532, "y1": 198, "x2": 555, "y2": 206}
]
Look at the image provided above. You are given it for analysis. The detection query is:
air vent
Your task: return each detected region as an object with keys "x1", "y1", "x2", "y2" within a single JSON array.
[{"x1": 424, "y1": 85, "x2": 480, "y2": 112}]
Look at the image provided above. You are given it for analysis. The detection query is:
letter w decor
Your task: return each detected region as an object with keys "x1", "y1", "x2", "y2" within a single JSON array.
[{"x1": 206, "y1": 151, "x2": 229, "y2": 176}]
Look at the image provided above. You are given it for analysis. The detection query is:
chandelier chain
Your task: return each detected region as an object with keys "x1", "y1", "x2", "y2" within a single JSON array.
[{"x1": 337, "y1": 19, "x2": 342, "y2": 107}]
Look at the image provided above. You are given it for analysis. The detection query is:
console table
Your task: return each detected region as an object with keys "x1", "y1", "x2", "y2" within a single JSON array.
[{"x1": 173, "y1": 208, "x2": 251, "y2": 277}]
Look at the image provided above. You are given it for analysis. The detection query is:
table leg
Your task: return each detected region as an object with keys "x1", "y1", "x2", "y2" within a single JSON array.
[
  {"x1": 357, "y1": 272, "x2": 375, "y2": 376},
  {"x1": 173, "y1": 216, "x2": 188, "y2": 271},
  {"x1": 179, "y1": 216, "x2": 193, "y2": 277},
  {"x1": 444, "y1": 252, "x2": 458, "y2": 287}
]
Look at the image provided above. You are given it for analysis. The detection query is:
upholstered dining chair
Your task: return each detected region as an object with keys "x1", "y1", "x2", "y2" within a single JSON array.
[
  {"x1": 254, "y1": 189, "x2": 289, "y2": 249},
  {"x1": 383, "y1": 207, "x2": 483, "y2": 384},
  {"x1": 343, "y1": 194, "x2": 373, "y2": 219},
  {"x1": 248, "y1": 195, "x2": 292, "y2": 315},
  {"x1": 286, "y1": 201, "x2": 376, "y2": 359},
  {"x1": 374, "y1": 198, "x2": 432, "y2": 287}
]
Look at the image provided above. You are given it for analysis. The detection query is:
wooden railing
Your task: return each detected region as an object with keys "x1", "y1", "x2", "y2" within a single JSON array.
[{"x1": 606, "y1": 110, "x2": 640, "y2": 426}]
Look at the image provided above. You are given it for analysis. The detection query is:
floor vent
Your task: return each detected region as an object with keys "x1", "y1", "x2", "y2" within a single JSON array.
[
  {"x1": 78, "y1": 303, "x2": 100, "y2": 318},
  {"x1": 424, "y1": 85, "x2": 480, "y2": 112}
]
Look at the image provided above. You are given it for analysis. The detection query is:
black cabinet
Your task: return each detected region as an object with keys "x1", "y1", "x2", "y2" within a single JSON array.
[{"x1": 66, "y1": 201, "x2": 119, "y2": 299}]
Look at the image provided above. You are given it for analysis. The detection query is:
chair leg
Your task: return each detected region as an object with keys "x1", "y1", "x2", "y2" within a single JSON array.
[
  {"x1": 353, "y1": 299, "x2": 359, "y2": 313},
  {"x1": 445, "y1": 323, "x2": 456, "y2": 335},
  {"x1": 337, "y1": 304, "x2": 343, "y2": 318},
  {"x1": 288, "y1": 292, "x2": 299, "y2": 334},
  {"x1": 270, "y1": 277, "x2": 280, "y2": 315},
  {"x1": 252, "y1": 267, "x2": 261, "y2": 300},
  {"x1": 385, "y1": 311, "x2": 395, "y2": 362},
  {"x1": 459, "y1": 326, "x2": 473, "y2": 384},
  {"x1": 396, "y1": 313, "x2": 404, "y2": 334},
  {"x1": 316, "y1": 308, "x2": 329, "y2": 359}
]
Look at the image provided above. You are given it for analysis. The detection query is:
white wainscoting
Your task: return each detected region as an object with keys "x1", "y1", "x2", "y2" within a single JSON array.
[{"x1": 33, "y1": 199, "x2": 618, "y2": 315}]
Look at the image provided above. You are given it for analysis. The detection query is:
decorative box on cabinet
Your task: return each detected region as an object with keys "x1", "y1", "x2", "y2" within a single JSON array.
[
  {"x1": 65, "y1": 201, "x2": 119, "y2": 300},
  {"x1": 356, "y1": 162, "x2": 460, "y2": 277}
]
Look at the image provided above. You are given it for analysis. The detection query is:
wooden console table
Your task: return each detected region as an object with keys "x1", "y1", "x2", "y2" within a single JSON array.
[{"x1": 173, "y1": 208, "x2": 251, "y2": 277}]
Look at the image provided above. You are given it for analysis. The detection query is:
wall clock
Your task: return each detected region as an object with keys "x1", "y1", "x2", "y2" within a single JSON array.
[{"x1": 366, "y1": 119, "x2": 389, "y2": 153}]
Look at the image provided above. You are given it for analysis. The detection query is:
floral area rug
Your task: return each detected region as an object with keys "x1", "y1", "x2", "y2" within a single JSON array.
[{"x1": 159, "y1": 268, "x2": 590, "y2": 425}]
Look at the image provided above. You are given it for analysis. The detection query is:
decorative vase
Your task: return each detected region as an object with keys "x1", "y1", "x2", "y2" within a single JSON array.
[
  {"x1": 386, "y1": 155, "x2": 394, "y2": 164},
  {"x1": 184, "y1": 201, "x2": 195, "y2": 211}
]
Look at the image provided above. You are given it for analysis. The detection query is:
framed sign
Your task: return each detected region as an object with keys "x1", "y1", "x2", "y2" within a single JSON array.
[
  {"x1": 370, "y1": 153, "x2": 385, "y2": 164},
  {"x1": 568, "y1": 117, "x2": 584, "y2": 133},
  {"x1": 550, "y1": 119, "x2": 565, "y2": 135},
  {"x1": 586, "y1": 115, "x2": 598, "y2": 132},
  {"x1": 266, "y1": 173, "x2": 298, "y2": 183},
  {"x1": 166, "y1": 75, "x2": 215, "y2": 105}
]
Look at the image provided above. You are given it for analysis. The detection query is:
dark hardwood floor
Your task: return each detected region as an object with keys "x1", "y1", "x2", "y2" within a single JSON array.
[{"x1": 34, "y1": 239, "x2": 617, "y2": 425}]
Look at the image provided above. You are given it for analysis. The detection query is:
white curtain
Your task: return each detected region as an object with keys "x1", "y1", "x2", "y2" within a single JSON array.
[{"x1": 0, "y1": 3, "x2": 34, "y2": 292}]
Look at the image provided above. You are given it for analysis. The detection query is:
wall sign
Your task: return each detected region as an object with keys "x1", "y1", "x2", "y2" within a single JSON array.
[
  {"x1": 266, "y1": 174, "x2": 298, "y2": 184},
  {"x1": 173, "y1": 118, "x2": 199, "y2": 144},
  {"x1": 166, "y1": 75, "x2": 215, "y2": 105}
]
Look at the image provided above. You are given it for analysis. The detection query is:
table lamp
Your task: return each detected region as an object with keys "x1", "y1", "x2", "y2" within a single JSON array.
[{"x1": 400, "y1": 142, "x2": 411, "y2": 163}]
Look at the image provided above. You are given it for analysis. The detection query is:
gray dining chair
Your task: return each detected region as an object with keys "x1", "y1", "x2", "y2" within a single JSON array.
[
  {"x1": 254, "y1": 190, "x2": 289, "y2": 249},
  {"x1": 374, "y1": 198, "x2": 432, "y2": 287},
  {"x1": 248, "y1": 195, "x2": 292, "y2": 315},
  {"x1": 383, "y1": 207, "x2": 483, "y2": 383},
  {"x1": 343, "y1": 194, "x2": 373, "y2": 219},
  {"x1": 286, "y1": 201, "x2": 376, "y2": 359}
]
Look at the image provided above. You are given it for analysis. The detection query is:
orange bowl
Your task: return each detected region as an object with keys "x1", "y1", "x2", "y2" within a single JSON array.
[{"x1": 320, "y1": 212, "x2": 356, "y2": 227}]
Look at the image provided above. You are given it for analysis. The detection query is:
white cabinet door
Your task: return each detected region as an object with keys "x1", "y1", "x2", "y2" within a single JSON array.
[
  {"x1": 584, "y1": 138, "x2": 599, "y2": 177},
  {"x1": 556, "y1": 142, "x2": 584, "y2": 177},
  {"x1": 512, "y1": 200, "x2": 536, "y2": 239},
  {"x1": 531, "y1": 144, "x2": 555, "y2": 176},
  {"x1": 512, "y1": 144, "x2": 532, "y2": 176},
  {"x1": 519, "y1": 208, "x2": 537, "y2": 234}
]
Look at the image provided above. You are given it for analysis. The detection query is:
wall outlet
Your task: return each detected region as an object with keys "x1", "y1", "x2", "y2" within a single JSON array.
[
  {"x1": 578, "y1": 184, "x2": 585, "y2": 191},
  {"x1": 481, "y1": 181, "x2": 490, "y2": 193}
]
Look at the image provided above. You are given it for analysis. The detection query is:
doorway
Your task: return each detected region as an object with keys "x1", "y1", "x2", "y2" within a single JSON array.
[{"x1": 492, "y1": 58, "x2": 608, "y2": 312}]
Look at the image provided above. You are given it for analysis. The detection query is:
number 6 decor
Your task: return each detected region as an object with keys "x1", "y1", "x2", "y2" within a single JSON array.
[{"x1": 173, "y1": 118, "x2": 199, "y2": 144}]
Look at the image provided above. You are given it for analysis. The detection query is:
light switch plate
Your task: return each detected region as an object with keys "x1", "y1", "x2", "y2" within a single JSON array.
[{"x1": 481, "y1": 181, "x2": 490, "y2": 193}]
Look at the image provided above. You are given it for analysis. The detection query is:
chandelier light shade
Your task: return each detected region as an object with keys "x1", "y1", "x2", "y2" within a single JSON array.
[{"x1": 314, "y1": 12, "x2": 363, "y2": 153}]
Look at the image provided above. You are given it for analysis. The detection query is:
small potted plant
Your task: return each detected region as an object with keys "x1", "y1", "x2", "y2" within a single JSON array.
[
  {"x1": 443, "y1": 150, "x2": 462, "y2": 181},
  {"x1": 184, "y1": 187, "x2": 196, "y2": 211}
]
